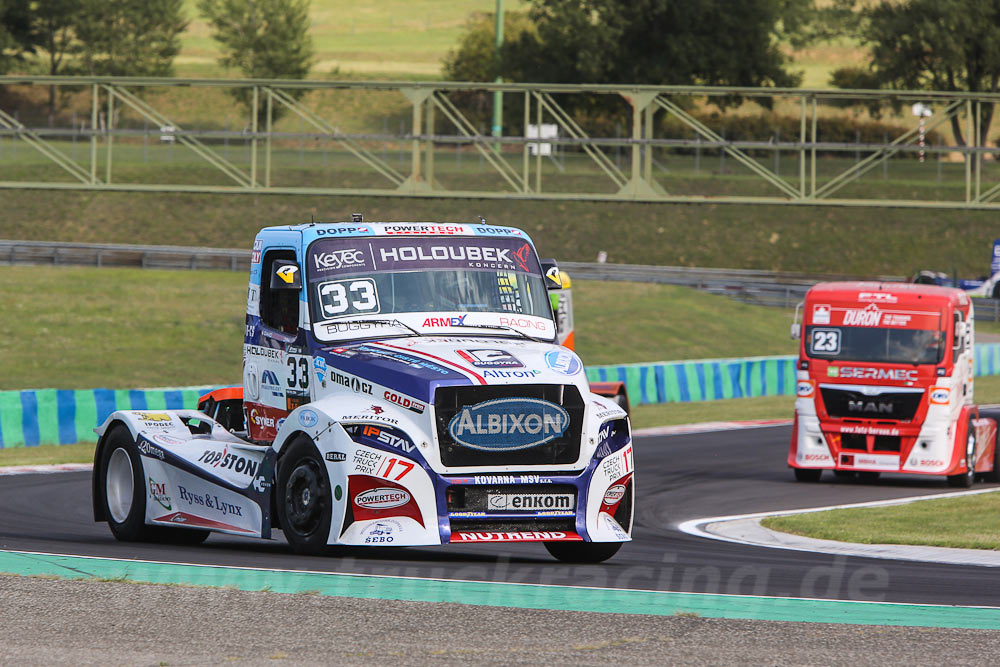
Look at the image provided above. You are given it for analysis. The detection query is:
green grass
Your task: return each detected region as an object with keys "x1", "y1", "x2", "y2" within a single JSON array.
[
  {"x1": 762, "y1": 492, "x2": 1000, "y2": 550},
  {"x1": 0, "y1": 265, "x2": 796, "y2": 389},
  {"x1": 0, "y1": 443, "x2": 95, "y2": 466},
  {"x1": 0, "y1": 266, "x2": 246, "y2": 390},
  {"x1": 2, "y1": 166, "x2": 1000, "y2": 278},
  {"x1": 178, "y1": 1, "x2": 528, "y2": 77}
]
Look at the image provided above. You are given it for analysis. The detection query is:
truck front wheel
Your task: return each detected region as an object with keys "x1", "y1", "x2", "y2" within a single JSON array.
[
  {"x1": 544, "y1": 540, "x2": 622, "y2": 563},
  {"x1": 98, "y1": 425, "x2": 152, "y2": 542},
  {"x1": 793, "y1": 468, "x2": 822, "y2": 482},
  {"x1": 277, "y1": 436, "x2": 332, "y2": 555},
  {"x1": 947, "y1": 423, "x2": 976, "y2": 488}
]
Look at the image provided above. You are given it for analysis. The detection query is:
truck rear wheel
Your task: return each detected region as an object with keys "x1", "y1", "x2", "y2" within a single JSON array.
[
  {"x1": 794, "y1": 468, "x2": 822, "y2": 482},
  {"x1": 277, "y1": 436, "x2": 332, "y2": 555},
  {"x1": 544, "y1": 540, "x2": 622, "y2": 563},
  {"x1": 979, "y1": 411, "x2": 1000, "y2": 484}
]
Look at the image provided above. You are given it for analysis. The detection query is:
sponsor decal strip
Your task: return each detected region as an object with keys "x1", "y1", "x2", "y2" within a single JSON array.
[
  {"x1": 370, "y1": 341, "x2": 487, "y2": 385},
  {"x1": 152, "y1": 512, "x2": 255, "y2": 534},
  {"x1": 0, "y1": 549, "x2": 998, "y2": 628}
]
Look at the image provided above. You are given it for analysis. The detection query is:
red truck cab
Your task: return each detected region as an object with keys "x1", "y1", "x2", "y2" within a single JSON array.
[{"x1": 788, "y1": 281, "x2": 998, "y2": 486}]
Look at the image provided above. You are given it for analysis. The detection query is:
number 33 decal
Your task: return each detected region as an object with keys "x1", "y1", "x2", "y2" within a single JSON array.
[{"x1": 287, "y1": 356, "x2": 309, "y2": 389}]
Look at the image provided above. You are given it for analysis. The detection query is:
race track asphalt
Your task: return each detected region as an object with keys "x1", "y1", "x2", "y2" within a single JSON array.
[{"x1": 2, "y1": 424, "x2": 997, "y2": 607}]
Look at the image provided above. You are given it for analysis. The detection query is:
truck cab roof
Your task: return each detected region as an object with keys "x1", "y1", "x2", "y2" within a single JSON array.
[
  {"x1": 807, "y1": 281, "x2": 971, "y2": 310},
  {"x1": 256, "y1": 221, "x2": 532, "y2": 244}
]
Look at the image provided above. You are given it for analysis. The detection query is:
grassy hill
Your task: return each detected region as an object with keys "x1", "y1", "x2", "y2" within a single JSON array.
[
  {"x1": 177, "y1": 0, "x2": 529, "y2": 78},
  {"x1": 2, "y1": 187, "x2": 997, "y2": 279},
  {"x1": 0, "y1": 265, "x2": 796, "y2": 391}
]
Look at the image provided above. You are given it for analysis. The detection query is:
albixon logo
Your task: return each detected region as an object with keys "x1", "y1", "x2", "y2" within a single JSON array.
[{"x1": 448, "y1": 398, "x2": 569, "y2": 451}]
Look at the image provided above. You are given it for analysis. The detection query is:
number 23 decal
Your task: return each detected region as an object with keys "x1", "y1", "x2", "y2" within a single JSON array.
[
  {"x1": 287, "y1": 356, "x2": 309, "y2": 389},
  {"x1": 810, "y1": 328, "x2": 840, "y2": 354}
]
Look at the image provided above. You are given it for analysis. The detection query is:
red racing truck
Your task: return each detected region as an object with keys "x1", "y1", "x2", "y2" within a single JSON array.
[{"x1": 788, "y1": 281, "x2": 1000, "y2": 486}]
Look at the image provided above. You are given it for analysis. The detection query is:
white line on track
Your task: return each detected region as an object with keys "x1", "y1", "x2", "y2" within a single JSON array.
[
  {"x1": 678, "y1": 488, "x2": 1000, "y2": 567},
  {"x1": 0, "y1": 463, "x2": 92, "y2": 476},
  {"x1": 632, "y1": 418, "x2": 791, "y2": 438}
]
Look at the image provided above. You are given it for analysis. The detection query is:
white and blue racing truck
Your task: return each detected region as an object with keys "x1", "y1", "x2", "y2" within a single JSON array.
[{"x1": 92, "y1": 219, "x2": 633, "y2": 562}]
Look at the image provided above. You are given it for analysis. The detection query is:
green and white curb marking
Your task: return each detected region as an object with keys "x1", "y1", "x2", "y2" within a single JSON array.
[
  {"x1": 2, "y1": 550, "x2": 998, "y2": 629},
  {"x1": 680, "y1": 488, "x2": 1000, "y2": 568}
]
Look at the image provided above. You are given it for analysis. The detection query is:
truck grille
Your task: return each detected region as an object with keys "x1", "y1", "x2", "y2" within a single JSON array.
[
  {"x1": 450, "y1": 518, "x2": 576, "y2": 533},
  {"x1": 434, "y1": 384, "x2": 584, "y2": 467},
  {"x1": 819, "y1": 385, "x2": 923, "y2": 422},
  {"x1": 447, "y1": 484, "x2": 578, "y2": 515}
]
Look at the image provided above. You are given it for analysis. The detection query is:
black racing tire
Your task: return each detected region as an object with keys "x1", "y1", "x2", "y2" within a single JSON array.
[
  {"x1": 979, "y1": 410, "x2": 1000, "y2": 484},
  {"x1": 992, "y1": 283, "x2": 1000, "y2": 299},
  {"x1": 857, "y1": 471, "x2": 881, "y2": 483},
  {"x1": 98, "y1": 425, "x2": 152, "y2": 542},
  {"x1": 276, "y1": 436, "x2": 332, "y2": 555},
  {"x1": 544, "y1": 540, "x2": 622, "y2": 563},
  {"x1": 947, "y1": 420, "x2": 977, "y2": 488},
  {"x1": 793, "y1": 468, "x2": 822, "y2": 482}
]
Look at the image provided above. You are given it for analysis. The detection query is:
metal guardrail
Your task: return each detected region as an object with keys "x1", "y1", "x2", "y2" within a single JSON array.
[
  {"x1": 4, "y1": 75, "x2": 1000, "y2": 209},
  {"x1": 5, "y1": 238, "x2": 1000, "y2": 320},
  {"x1": 0, "y1": 239, "x2": 249, "y2": 271},
  {"x1": 560, "y1": 261, "x2": 907, "y2": 309}
]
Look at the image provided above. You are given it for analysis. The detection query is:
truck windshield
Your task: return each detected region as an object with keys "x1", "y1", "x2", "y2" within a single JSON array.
[
  {"x1": 306, "y1": 236, "x2": 553, "y2": 342},
  {"x1": 804, "y1": 325, "x2": 945, "y2": 365}
]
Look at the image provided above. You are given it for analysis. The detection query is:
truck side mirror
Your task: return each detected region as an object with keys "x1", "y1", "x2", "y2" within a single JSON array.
[
  {"x1": 790, "y1": 301, "x2": 803, "y2": 339},
  {"x1": 540, "y1": 259, "x2": 563, "y2": 290},
  {"x1": 270, "y1": 260, "x2": 302, "y2": 290},
  {"x1": 954, "y1": 320, "x2": 966, "y2": 349}
]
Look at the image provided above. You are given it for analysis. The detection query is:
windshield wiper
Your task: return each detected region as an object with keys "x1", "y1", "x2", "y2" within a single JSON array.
[{"x1": 445, "y1": 322, "x2": 548, "y2": 343}]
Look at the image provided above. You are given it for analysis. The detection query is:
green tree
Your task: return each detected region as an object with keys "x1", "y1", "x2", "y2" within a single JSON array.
[
  {"x1": 29, "y1": 0, "x2": 82, "y2": 117},
  {"x1": 73, "y1": 0, "x2": 187, "y2": 77},
  {"x1": 442, "y1": 11, "x2": 535, "y2": 82},
  {"x1": 198, "y1": 0, "x2": 314, "y2": 126},
  {"x1": 502, "y1": 0, "x2": 806, "y2": 91},
  {"x1": 841, "y1": 0, "x2": 1000, "y2": 147},
  {"x1": 0, "y1": 0, "x2": 35, "y2": 73}
]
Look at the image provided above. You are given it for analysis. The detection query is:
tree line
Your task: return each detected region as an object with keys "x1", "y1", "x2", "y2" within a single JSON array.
[
  {"x1": 0, "y1": 0, "x2": 313, "y2": 118},
  {"x1": 443, "y1": 0, "x2": 1000, "y2": 145},
  {"x1": 3, "y1": 0, "x2": 999, "y2": 143}
]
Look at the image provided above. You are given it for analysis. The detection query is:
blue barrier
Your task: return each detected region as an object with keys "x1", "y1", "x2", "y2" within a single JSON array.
[{"x1": 4, "y1": 342, "x2": 1000, "y2": 447}]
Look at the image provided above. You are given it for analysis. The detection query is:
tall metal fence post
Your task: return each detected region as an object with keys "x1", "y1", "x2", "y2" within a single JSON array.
[
  {"x1": 265, "y1": 89, "x2": 273, "y2": 188},
  {"x1": 105, "y1": 86, "x2": 114, "y2": 184},
  {"x1": 410, "y1": 93, "x2": 422, "y2": 184},
  {"x1": 90, "y1": 83, "x2": 98, "y2": 184},
  {"x1": 799, "y1": 96, "x2": 806, "y2": 196},
  {"x1": 522, "y1": 91, "x2": 530, "y2": 193},
  {"x1": 250, "y1": 86, "x2": 258, "y2": 186},
  {"x1": 810, "y1": 95, "x2": 817, "y2": 197},
  {"x1": 425, "y1": 94, "x2": 435, "y2": 187},
  {"x1": 774, "y1": 125, "x2": 780, "y2": 177},
  {"x1": 966, "y1": 100, "x2": 972, "y2": 202}
]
